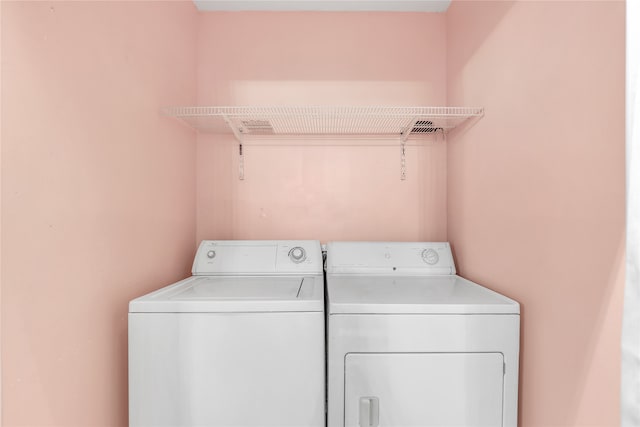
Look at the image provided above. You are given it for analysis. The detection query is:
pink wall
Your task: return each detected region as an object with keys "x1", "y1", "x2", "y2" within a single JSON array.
[
  {"x1": 196, "y1": 12, "x2": 448, "y2": 242},
  {"x1": 0, "y1": 3, "x2": 627, "y2": 425},
  {"x1": 1, "y1": 1, "x2": 197, "y2": 425},
  {"x1": 446, "y1": 1, "x2": 625, "y2": 425}
]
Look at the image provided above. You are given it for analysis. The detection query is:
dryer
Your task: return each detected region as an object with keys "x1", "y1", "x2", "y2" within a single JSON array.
[
  {"x1": 129, "y1": 240, "x2": 325, "y2": 427},
  {"x1": 326, "y1": 242, "x2": 520, "y2": 427}
]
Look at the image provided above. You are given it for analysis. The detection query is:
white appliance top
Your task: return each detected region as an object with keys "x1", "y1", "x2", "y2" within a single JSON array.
[
  {"x1": 327, "y1": 275, "x2": 519, "y2": 314},
  {"x1": 130, "y1": 240, "x2": 323, "y2": 313},
  {"x1": 326, "y1": 242, "x2": 519, "y2": 315},
  {"x1": 129, "y1": 275, "x2": 323, "y2": 313}
]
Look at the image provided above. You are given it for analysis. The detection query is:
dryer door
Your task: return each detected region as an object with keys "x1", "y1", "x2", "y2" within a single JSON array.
[{"x1": 344, "y1": 353, "x2": 504, "y2": 427}]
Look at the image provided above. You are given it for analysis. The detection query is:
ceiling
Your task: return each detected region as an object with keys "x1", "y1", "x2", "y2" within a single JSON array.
[{"x1": 192, "y1": 1, "x2": 451, "y2": 12}]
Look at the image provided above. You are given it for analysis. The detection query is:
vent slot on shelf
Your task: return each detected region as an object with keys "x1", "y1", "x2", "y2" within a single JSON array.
[
  {"x1": 240, "y1": 119, "x2": 275, "y2": 135},
  {"x1": 411, "y1": 120, "x2": 440, "y2": 134}
]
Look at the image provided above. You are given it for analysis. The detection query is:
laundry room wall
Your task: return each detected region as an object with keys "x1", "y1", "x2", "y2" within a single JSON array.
[
  {"x1": 195, "y1": 12, "x2": 449, "y2": 243},
  {"x1": 446, "y1": 1, "x2": 625, "y2": 426},
  {"x1": 1, "y1": 1, "x2": 198, "y2": 425}
]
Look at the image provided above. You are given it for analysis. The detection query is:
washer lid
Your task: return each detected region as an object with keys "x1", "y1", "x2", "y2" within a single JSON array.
[
  {"x1": 327, "y1": 275, "x2": 519, "y2": 314},
  {"x1": 129, "y1": 275, "x2": 323, "y2": 313}
]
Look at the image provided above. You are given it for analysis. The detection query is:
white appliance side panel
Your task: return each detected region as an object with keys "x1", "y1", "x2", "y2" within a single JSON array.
[
  {"x1": 344, "y1": 353, "x2": 504, "y2": 427},
  {"x1": 129, "y1": 312, "x2": 325, "y2": 427},
  {"x1": 327, "y1": 314, "x2": 519, "y2": 427}
]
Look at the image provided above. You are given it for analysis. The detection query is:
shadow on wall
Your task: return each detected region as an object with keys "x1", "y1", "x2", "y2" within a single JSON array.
[
  {"x1": 446, "y1": 1, "x2": 625, "y2": 425},
  {"x1": 568, "y1": 234, "x2": 625, "y2": 425},
  {"x1": 196, "y1": 80, "x2": 450, "y2": 243},
  {"x1": 446, "y1": 0, "x2": 515, "y2": 79},
  {"x1": 227, "y1": 80, "x2": 440, "y2": 105}
]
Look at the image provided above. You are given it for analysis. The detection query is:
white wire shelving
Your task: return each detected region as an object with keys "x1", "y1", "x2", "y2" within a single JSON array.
[
  {"x1": 161, "y1": 105, "x2": 484, "y2": 180},
  {"x1": 162, "y1": 106, "x2": 483, "y2": 140}
]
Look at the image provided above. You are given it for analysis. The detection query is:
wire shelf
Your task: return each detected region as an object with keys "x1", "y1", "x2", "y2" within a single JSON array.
[{"x1": 162, "y1": 106, "x2": 484, "y2": 140}]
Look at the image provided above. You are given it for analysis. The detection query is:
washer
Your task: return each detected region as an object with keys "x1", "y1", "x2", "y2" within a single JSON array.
[
  {"x1": 129, "y1": 240, "x2": 325, "y2": 427},
  {"x1": 326, "y1": 242, "x2": 520, "y2": 427}
]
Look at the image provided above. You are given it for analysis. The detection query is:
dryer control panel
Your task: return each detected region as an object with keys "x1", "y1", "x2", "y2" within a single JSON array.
[
  {"x1": 192, "y1": 240, "x2": 323, "y2": 275},
  {"x1": 326, "y1": 242, "x2": 456, "y2": 275}
]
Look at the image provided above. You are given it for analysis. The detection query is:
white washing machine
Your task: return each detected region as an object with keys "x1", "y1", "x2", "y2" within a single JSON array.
[
  {"x1": 129, "y1": 240, "x2": 325, "y2": 427},
  {"x1": 326, "y1": 242, "x2": 520, "y2": 427}
]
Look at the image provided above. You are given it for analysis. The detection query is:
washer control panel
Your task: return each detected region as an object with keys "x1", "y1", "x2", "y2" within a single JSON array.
[
  {"x1": 192, "y1": 240, "x2": 322, "y2": 275},
  {"x1": 326, "y1": 242, "x2": 456, "y2": 275}
]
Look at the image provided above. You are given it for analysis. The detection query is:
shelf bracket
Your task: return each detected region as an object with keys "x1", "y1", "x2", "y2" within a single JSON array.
[
  {"x1": 238, "y1": 144, "x2": 245, "y2": 180},
  {"x1": 222, "y1": 114, "x2": 245, "y2": 180},
  {"x1": 400, "y1": 141, "x2": 407, "y2": 181},
  {"x1": 222, "y1": 115, "x2": 244, "y2": 143},
  {"x1": 399, "y1": 117, "x2": 420, "y2": 181},
  {"x1": 400, "y1": 117, "x2": 420, "y2": 143}
]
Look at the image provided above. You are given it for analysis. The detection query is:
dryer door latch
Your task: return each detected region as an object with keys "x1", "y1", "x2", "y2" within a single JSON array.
[{"x1": 359, "y1": 396, "x2": 380, "y2": 427}]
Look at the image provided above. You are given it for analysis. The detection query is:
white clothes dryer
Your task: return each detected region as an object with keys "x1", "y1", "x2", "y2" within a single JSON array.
[
  {"x1": 129, "y1": 240, "x2": 325, "y2": 427},
  {"x1": 326, "y1": 241, "x2": 520, "y2": 427}
]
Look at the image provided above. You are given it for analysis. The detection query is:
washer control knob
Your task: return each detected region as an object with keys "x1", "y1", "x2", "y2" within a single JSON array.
[
  {"x1": 289, "y1": 247, "x2": 307, "y2": 263},
  {"x1": 206, "y1": 250, "x2": 216, "y2": 259},
  {"x1": 421, "y1": 248, "x2": 439, "y2": 265}
]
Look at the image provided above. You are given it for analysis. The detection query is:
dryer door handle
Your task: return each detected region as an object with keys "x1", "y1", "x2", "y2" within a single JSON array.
[{"x1": 359, "y1": 396, "x2": 379, "y2": 427}]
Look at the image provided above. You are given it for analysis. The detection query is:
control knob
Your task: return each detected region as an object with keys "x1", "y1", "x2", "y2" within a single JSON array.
[
  {"x1": 288, "y1": 247, "x2": 307, "y2": 263},
  {"x1": 206, "y1": 250, "x2": 216, "y2": 259},
  {"x1": 421, "y1": 248, "x2": 439, "y2": 265}
]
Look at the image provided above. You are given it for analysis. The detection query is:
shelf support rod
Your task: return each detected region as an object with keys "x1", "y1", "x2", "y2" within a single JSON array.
[
  {"x1": 400, "y1": 141, "x2": 407, "y2": 181},
  {"x1": 222, "y1": 114, "x2": 245, "y2": 180},
  {"x1": 238, "y1": 144, "x2": 245, "y2": 180},
  {"x1": 398, "y1": 117, "x2": 420, "y2": 181}
]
